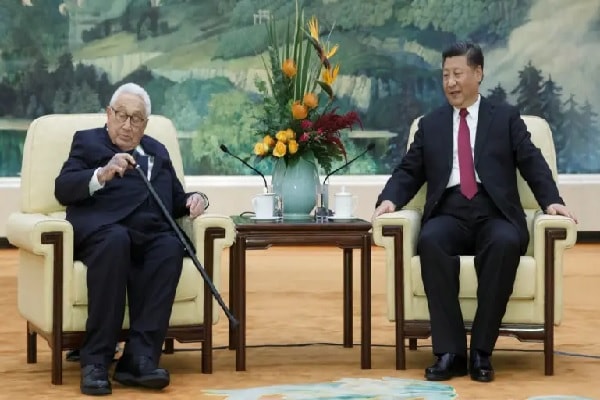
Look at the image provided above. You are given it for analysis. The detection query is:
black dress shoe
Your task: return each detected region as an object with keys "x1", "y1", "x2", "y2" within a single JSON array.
[
  {"x1": 113, "y1": 354, "x2": 170, "y2": 389},
  {"x1": 80, "y1": 364, "x2": 112, "y2": 396},
  {"x1": 425, "y1": 353, "x2": 468, "y2": 381},
  {"x1": 470, "y1": 350, "x2": 495, "y2": 382}
]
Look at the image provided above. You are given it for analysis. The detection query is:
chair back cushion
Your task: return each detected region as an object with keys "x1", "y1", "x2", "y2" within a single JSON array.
[
  {"x1": 405, "y1": 114, "x2": 558, "y2": 212},
  {"x1": 20, "y1": 114, "x2": 184, "y2": 214}
]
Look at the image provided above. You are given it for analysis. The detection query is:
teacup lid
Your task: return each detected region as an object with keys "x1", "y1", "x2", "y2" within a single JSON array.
[{"x1": 336, "y1": 186, "x2": 351, "y2": 195}]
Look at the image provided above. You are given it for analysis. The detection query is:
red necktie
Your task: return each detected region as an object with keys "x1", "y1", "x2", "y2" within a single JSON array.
[{"x1": 458, "y1": 108, "x2": 478, "y2": 199}]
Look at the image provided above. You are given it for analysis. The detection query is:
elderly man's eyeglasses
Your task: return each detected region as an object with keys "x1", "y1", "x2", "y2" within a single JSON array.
[{"x1": 110, "y1": 106, "x2": 147, "y2": 127}]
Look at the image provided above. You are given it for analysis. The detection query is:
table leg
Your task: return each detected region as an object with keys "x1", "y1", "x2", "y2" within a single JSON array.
[
  {"x1": 235, "y1": 236, "x2": 247, "y2": 371},
  {"x1": 343, "y1": 248, "x2": 353, "y2": 348},
  {"x1": 228, "y1": 245, "x2": 237, "y2": 350},
  {"x1": 361, "y1": 234, "x2": 372, "y2": 369}
]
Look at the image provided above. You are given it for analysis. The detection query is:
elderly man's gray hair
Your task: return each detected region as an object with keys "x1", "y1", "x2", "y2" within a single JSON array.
[{"x1": 109, "y1": 82, "x2": 152, "y2": 116}]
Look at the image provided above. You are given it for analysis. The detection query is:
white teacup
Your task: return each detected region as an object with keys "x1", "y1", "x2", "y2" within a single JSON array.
[
  {"x1": 252, "y1": 193, "x2": 282, "y2": 219},
  {"x1": 334, "y1": 190, "x2": 357, "y2": 218}
]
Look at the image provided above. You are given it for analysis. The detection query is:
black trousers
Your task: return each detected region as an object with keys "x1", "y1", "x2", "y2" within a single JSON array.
[
  {"x1": 417, "y1": 185, "x2": 524, "y2": 356},
  {"x1": 76, "y1": 204, "x2": 184, "y2": 368}
]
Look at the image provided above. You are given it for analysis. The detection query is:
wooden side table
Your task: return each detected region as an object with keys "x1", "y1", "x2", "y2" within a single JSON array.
[{"x1": 227, "y1": 216, "x2": 372, "y2": 371}]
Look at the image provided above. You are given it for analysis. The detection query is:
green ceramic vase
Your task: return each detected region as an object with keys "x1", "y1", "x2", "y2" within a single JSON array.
[{"x1": 271, "y1": 152, "x2": 320, "y2": 219}]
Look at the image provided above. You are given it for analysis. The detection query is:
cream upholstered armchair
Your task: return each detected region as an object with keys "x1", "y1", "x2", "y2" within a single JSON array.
[
  {"x1": 372, "y1": 115, "x2": 577, "y2": 375},
  {"x1": 6, "y1": 114, "x2": 235, "y2": 384}
]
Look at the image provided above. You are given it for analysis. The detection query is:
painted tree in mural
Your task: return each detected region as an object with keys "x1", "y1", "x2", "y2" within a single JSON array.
[
  {"x1": 560, "y1": 96, "x2": 585, "y2": 172},
  {"x1": 487, "y1": 84, "x2": 508, "y2": 105},
  {"x1": 512, "y1": 61, "x2": 544, "y2": 117},
  {"x1": 576, "y1": 101, "x2": 600, "y2": 172},
  {"x1": 192, "y1": 91, "x2": 262, "y2": 175},
  {"x1": 539, "y1": 75, "x2": 565, "y2": 166}
]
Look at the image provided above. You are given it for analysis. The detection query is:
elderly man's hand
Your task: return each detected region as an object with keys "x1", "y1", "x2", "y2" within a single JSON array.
[
  {"x1": 187, "y1": 193, "x2": 207, "y2": 219},
  {"x1": 546, "y1": 203, "x2": 578, "y2": 224},
  {"x1": 98, "y1": 153, "x2": 136, "y2": 184},
  {"x1": 371, "y1": 200, "x2": 396, "y2": 221}
]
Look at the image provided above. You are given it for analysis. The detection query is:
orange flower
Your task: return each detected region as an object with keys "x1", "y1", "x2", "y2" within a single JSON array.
[
  {"x1": 272, "y1": 141, "x2": 287, "y2": 157},
  {"x1": 288, "y1": 139, "x2": 298, "y2": 154},
  {"x1": 291, "y1": 101, "x2": 308, "y2": 119},
  {"x1": 263, "y1": 134, "x2": 275, "y2": 147},
  {"x1": 253, "y1": 142, "x2": 268, "y2": 156},
  {"x1": 282, "y1": 59, "x2": 297, "y2": 78},
  {"x1": 275, "y1": 130, "x2": 289, "y2": 143},
  {"x1": 303, "y1": 92, "x2": 318, "y2": 109}
]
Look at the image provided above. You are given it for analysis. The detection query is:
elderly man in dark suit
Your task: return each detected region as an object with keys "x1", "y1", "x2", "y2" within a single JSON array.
[
  {"x1": 55, "y1": 82, "x2": 208, "y2": 396},
  {"x1": 373, "y1": 42, "x2": 577, "y2": 383}
]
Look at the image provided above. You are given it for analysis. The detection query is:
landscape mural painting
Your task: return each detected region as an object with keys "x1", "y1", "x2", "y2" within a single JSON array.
[{"x1": 0, "y1": 0, "x2": 598, "y2": 177}]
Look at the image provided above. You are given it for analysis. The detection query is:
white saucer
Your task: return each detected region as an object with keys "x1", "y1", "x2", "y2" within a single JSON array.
[
  {"x1": 250, "y1": 216, "x2": 280, "y2": 220},
  {"x1": 328, "y1": 215, "x2": 357, "y2": 220}
]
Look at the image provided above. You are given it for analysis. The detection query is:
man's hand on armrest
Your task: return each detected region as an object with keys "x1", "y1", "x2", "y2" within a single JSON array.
[
  {"x1": 545, "y1": 203, "x2": 578, "y2": 224},
  {"x1": 372, "y1": 200, "x2": 396, "y2": 221}
]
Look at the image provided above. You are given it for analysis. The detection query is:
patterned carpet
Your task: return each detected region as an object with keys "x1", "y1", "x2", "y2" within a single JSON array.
[{"x1": 204, "y1": 377, "x2": 596, "y2": 399}]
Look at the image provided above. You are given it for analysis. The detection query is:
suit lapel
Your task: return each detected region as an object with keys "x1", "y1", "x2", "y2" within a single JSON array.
[
  {"x1": 474, "y1": 97, "x2": 494, "y2": 166},
  {"x1": 439, "y1": 105, "x2": 454, "y2": 172}
]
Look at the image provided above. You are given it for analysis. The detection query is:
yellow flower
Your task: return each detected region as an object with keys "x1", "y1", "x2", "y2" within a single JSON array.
[
  {"x1": 273, "y1": 141, "x2": 287, "y2": 157},
  {"x1": 322, "y1": 64, "x2": 339, "y2": 86},
  {"x1": 253, "y1": 142, "x2": 268, "y2": 156},
  {"x1": 288, "y1": 139, "x2": 298, "y2": 154},
  {"x1": 282, "y1": 59, "x2": 297, "y2": 78},
  {"x1": 276, "y1": 130, "x2": 289, "y2": 143},
  {"x1": 303, "y1": 92, "x2": 318, "y2": 109},
  {"x1": 308, "y1": 16, "x2": 319, "y2": 41},
  {"x1": 325, "y1": 43, "x2": 338, "y2": 59},
  {"x1": 291, "y1": 101, "x2": 308, "y2": 119},
  {"x1": 263, "y1": 134, "x2": 275, "y2": 147},
  {"x1": 285, "y1": 128, "x2": 295, "y2": 140}
]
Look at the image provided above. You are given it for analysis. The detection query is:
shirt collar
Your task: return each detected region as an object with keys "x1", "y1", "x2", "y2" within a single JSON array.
[{"x1": 453, "y1": 94, "x2": 481, "y2": 118}]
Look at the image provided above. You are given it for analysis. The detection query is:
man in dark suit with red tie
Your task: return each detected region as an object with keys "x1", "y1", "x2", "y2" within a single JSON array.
[
  {"x1": 373, "y1": 42, "x2": 577, "y2": 383},
  {"x1": 55, "y1": 83, "x2": 208, "y2": 396}
]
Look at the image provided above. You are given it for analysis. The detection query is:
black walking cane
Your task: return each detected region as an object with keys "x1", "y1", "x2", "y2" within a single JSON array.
[{"x1": 132, "y1": 162, "x2": 238, "y2": 327}]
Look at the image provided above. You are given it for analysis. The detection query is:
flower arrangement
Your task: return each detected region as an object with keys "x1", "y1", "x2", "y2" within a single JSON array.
[{"x1": 252, "y1": 3, "x2": 361, "y2": 174}]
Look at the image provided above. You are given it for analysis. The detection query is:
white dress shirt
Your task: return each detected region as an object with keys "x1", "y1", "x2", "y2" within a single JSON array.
[{"x1": 446, "y1": 94, "x2": 482, "y2": 188}]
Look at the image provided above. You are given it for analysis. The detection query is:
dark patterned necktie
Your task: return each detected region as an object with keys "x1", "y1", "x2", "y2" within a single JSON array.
[{"x1": 458, "y1": 108, "x2": 478, "y2": 199}]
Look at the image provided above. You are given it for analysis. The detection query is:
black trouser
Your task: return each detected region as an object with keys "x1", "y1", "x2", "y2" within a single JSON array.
[
  {"x1": 77, "y1": 206, "x2": 184, "y2": 368},
  {"x1": 417, "y1": 185, "x2": 524, "y2": 356}
]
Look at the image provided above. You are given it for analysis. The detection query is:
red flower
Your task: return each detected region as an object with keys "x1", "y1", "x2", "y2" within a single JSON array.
[
  {"x1": 300, "y1": 120, "x2": 313, "y2": 131},
  {"x1": 299, "y1": 133, "x2": 310, "y2": 142},
  {"x1": 313, "y1": 109, "x2": 362, "y2": 134}
]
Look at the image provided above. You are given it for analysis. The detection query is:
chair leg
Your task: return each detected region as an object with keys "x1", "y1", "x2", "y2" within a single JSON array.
[
  {"x1": 26, "y1": 324, "x2": 37, "y2": 363},
  {"x1": 408, "y1": 338, "x2": 417, "y2": 350},
  {"x1": 164, "y1": 338, "x2": 175, "y2": 354},
  {"x1": 544, "y1": 329, "x2": 554, "y2": 376},
  {"x1": 51, "y1": 339, "x2": 63, "y2": 385},
  {"x1": 201, "y1": 340, "x2": 212, "y2": 374}
]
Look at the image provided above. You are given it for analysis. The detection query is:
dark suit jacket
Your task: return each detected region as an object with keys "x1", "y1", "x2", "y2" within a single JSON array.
[
  {"x1": 377, "y1": 97, "x2": 564, "y2": 248},
  {"x1": 55, "y1": 126, "x2": 190, "y2": 248}
]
